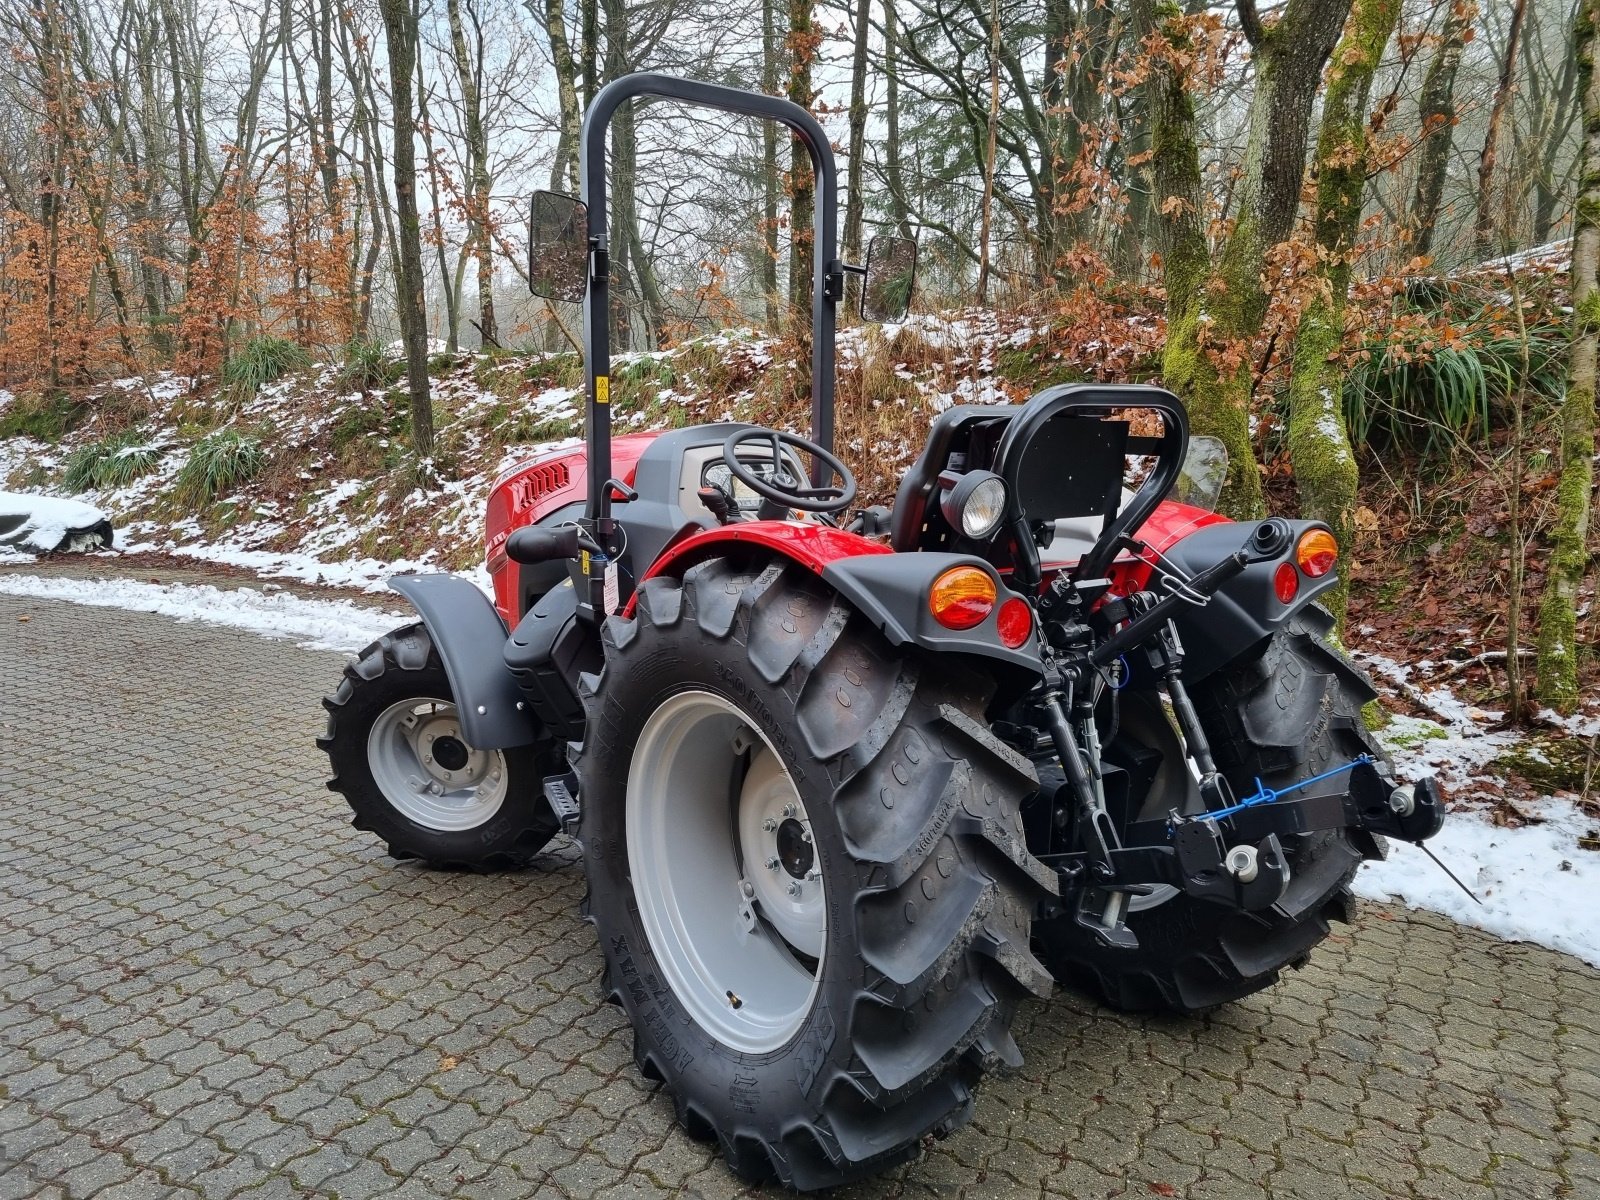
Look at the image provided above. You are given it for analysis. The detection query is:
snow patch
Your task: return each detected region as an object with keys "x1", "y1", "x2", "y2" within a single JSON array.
[
  {"x1": 0, "y1": 574, "x2": 407, "y2": 653},
  {"x1": 1355, "y1": 797, "x2": 1600, "y2": 968}
]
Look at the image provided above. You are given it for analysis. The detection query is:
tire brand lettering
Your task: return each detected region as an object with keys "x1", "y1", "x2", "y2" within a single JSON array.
[{"x1": 709, "y1": 660, "x2": 806, "y2": 782}]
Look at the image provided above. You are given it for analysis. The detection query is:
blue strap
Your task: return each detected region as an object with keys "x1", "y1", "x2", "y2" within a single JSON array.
[{"x1": 1200, "y1": 754, "x2": 1374, "y2": 823}]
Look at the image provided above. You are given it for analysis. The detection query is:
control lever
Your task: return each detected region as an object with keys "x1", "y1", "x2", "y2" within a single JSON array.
[
  {"x1": 697, "y1": 486, "x2": 738, "y2": 526},
  {"x1": 505, "y1": 524, "x2": 602, "y2": 564}
]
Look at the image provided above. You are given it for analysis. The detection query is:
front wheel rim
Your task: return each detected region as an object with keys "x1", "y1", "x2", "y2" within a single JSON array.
[
  {"x1": 367, "y1": 697, "x2": 509, "y2": 831},
  {"x1": 626, "y1": 690, "x2": 825, "y2": 1053}
]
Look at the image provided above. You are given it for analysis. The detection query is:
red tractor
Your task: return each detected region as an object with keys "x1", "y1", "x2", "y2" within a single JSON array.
[{"x1": 321, "y1": 74, "x2": 1444, "y2": 1191}]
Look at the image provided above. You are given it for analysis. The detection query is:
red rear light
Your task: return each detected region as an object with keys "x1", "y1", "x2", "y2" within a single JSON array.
[
  {"x1": 1273, "y1": 561, "x2": 1299, "y2": 604},
  {"x1": 929, "y1": 567, "x2": 996, "y2": 630},
  {"x1": 996, "y1": 597, "x2": 1032, "y2": 648},
  {"x1": 1295, "y1": 528, "x2": 1338, "y2": 578}
]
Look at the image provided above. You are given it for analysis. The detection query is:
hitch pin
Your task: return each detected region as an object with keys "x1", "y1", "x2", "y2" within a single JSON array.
[{"x1": 1417, "y1": 842, "x2": 1482, "y2": 906}]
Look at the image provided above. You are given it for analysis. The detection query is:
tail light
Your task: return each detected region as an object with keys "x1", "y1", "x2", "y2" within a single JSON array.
[
  {"x1": 929, "y1": 567, "x2": 996, "y2": 630},
  {"x1": 1295, "y1": 529, "x2": 1338, "y2": 578},
  {"x1": 1273, "y1": 562, "x2": 1300, "y2": 604},
  {"x1": 996, "y1": 597, "x2": 1032, "y2": 648}
]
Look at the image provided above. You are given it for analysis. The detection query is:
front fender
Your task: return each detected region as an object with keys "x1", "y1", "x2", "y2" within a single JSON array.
[
  {"x1": 1161, "y1": 520, "x2": 1340, "y2": 681},
  {"x1": 388, "y1": 573, "x2": 538, "y2": 750}
]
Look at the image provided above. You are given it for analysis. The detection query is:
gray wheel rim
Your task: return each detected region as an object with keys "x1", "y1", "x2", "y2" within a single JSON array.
[
  {"x1": 367, "y1": 697, "x2": 509, "y2": 832},
  {"x1": 626, "y1": 690, "x2": 825, "y2": 1053}
]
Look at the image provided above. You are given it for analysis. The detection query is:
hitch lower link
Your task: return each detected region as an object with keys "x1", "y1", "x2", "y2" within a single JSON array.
[{"x1": 1041, "y1": 757, "x2": 1446, "y2": 951}]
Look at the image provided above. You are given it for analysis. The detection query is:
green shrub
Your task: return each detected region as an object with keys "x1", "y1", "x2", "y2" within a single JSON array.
[
  {"x1": 337, "y1": 338, "x2": 400, "y2": 392},
  {"x1": 0, "y1": 390, "x2": 86, "y2": 441},
  {"x1": 61, "y1": 431, "x2": 161, "y2": 492},
  {"x1": 1343, "y1": 306, "x2": 1565, "y2": 455},
  {"x1": 175, "y1": 428, "x2": 265, "y2": 505},
  {"x1": 222, "y1": 336, "x2": 311, "y2": 393}
]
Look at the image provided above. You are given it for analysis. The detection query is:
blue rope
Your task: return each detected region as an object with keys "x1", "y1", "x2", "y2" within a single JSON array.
[{"x1": 1199, "y1": 753, "x2": 1374, "y2": 823}]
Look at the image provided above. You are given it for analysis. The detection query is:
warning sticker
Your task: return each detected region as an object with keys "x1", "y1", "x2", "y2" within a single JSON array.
[
  {"x1": 603, "y1": 560, "x2": 620, "y2": 614},
  {"x1": 595, "y1": 374, "x2": 610, "y2": 404}
]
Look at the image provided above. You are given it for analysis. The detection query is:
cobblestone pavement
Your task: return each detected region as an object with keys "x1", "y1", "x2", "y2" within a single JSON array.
[{"x1": 3, "y1": 589, "x2": 1599, "y2": 1200}]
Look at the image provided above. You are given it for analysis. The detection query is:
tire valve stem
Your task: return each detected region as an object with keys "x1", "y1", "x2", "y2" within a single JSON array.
[{"x1": 726, "y1": 990, "x2": 743, "y2": 1009}]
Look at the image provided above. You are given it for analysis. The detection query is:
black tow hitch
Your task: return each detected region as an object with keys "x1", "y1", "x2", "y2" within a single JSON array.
[{"x1": 1042, "y1": 755, "x2": 1450, "y2": 948}]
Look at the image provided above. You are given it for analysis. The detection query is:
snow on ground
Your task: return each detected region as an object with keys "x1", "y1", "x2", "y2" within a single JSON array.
[
  {"x1": 0, "y1": 574, "x2": 407, "y2": 653},
  {"x1": 1352, "y1": 646, "x2": 1600, "y2": 968},
  {"x1": 1353, "y1": 795, "x2": 1600, "y2": 968}
]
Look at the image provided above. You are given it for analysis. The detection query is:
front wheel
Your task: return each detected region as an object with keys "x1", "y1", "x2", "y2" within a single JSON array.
[
  {"x1": 319, "y1": 623, "x2": 561, "y2": 869},
  {"x1": 574, "y1": 558, "x2": 1055, "y2": 1191},
  {"x1": 1035, "y1": 608, "x2": 1380, "y2": 1014}
]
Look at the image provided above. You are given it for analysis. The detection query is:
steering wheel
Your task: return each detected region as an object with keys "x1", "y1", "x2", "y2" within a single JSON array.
[{"x1": 720, "y1": 427, "x2": 858, "y2": 515}]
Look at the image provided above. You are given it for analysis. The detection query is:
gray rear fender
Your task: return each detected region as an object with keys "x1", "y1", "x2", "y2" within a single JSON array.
[
  {"x1": 387, "y1": 573, "x2": 539, "y2": 750},
  {"x1": 1161, "y1": 520, "x2": 1340, "y2": 681},
  {"x1": 820, "y1": 553, "x2": 1044, "y2": 696}
]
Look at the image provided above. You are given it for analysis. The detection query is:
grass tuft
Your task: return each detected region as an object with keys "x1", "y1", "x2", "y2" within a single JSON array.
[
  {"x1": 62, "y1": 430, "x2": 161, "y2": 492},
  {"x1": 222, "y1": 336, "x2": 311, "y2": 395},
  {"x1": 337, "y1": 338, "x2": 401, "y2": 392},
  {"x1": 175, "y1": 428, "x2": 265, "y2": 506}
]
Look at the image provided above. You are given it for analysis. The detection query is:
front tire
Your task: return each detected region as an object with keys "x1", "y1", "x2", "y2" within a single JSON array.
[
  {"x1": 319, "y1": 622, "x2": 560, "y2": 869},
  {"x1": 1035, "y1": 608, "x2": 1381, "y2": 1014},
  {"x1": 574, "y1": 558, "x2": 1055, "y2": 1190}
]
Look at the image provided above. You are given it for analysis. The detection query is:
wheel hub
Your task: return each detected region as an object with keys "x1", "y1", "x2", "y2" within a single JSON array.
[
  {"x1": 775, "y1": 818, "x2": 813, "y2": 879},
  {"x1": 367, "y1": 698, "x2": 508, "y2": 831}
]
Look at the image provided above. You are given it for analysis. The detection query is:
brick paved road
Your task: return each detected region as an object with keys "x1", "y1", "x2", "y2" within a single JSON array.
[{"x1": 3, "y1": 588, "x2": 1599, "y2": 1199}]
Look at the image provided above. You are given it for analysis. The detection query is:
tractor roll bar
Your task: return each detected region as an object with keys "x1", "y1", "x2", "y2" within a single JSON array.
[{"x1": 579, "y1": 74, "x2": 841, "y2": 550}]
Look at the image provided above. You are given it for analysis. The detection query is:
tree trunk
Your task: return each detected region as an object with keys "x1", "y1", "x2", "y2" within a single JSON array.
[
  {"x1": 534, "y1": 0, "x2": 581, "y2": 192},
  {"x1": 843, "y1": 0, "x2": 872, "y2": 289},
  {"x1": 883, "y1": 0, "x2": 912, "y2": 240},
  {"x1": 1164, "y1": 0, "x2": 1351, "y2": 519},
  {"x1": 975, "y1": 0, "x2": 1000, "y2": 303},
  {"x1": 1287, "y1": 0, "x2": 1402, "y2": 625},
  {"x1": 1473, "y1": 0, "x2": 1530, "y2": 258},
  {"x1": 761, "y1": 0, "x2": 782, "y2": 327},
  {"x1": 447, "y1": 0, "x2": 497, "y2": 348},
  {"x1": 787, "y1": 0, "x2": 817, "y2": 323},
  {"x1": 1536, "y1": 0, "x2": 1599, "y2": 711},
  {"x1": 1407, "y1": 0, "x2": 1474, "y2": 260},
  {"x1": 378, "y1": 0, "x2": 434, "y2": 456}
]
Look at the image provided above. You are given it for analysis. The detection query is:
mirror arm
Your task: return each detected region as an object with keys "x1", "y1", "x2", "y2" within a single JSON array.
[
  {"x1": 823, "y1": 262, "x2": 846, "y2": 302},
  {"x1": 841, "y1": 262, "x2": 867, "y2": 276}
]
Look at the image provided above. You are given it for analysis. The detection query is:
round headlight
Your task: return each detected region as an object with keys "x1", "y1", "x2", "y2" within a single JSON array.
[{"x1": 940, "y1": 470, "x2": 1008, "y2": 540}]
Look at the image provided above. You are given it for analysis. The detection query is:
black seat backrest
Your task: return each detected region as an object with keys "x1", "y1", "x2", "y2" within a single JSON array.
[{"x1": 889, "y1": 405, "x2": 1013, "y2": 551}]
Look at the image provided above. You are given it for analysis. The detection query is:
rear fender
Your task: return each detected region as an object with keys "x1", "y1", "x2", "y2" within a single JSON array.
[
  {"x1": 1160, "y1": 520, "x2": 1340, "y2": 681},
  {"x1": 638, "y1": 522, "x2": 1045, "y2": 688},
  {"x1": 388, "y1": 573, "x2": 538, "y2": 750}
]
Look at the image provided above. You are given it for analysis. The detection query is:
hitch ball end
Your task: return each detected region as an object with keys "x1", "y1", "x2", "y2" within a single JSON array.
[
  {"x1": 1388, "y1": 786, "x2": 1416, "y2": 818},
  {"x1": 1224, "y1": 844, "x2": 1259, "y2": 883}
]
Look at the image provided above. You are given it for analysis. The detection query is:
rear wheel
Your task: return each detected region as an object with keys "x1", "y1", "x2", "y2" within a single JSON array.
[
  {"x1": 574, "y1": 558, "x2": 1055, "y2": 1190},
  {"x1": 1035, "y1": 608, "x2": 1381, "y2": 1014},
  {"x1": 319, "y1": 623, "x2": 561, "y2": 869}
]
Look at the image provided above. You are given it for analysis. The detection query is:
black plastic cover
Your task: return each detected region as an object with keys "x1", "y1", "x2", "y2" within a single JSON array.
[{"x1": 389, "y1": 573, "x2": 538, "y2": 749}]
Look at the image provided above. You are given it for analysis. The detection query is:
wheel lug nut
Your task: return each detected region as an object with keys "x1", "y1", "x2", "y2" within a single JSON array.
[
  {"x1": 801, "y1": 829, "x2": 812, "y2": 844},
  {"x1": 766, "y1": 857, "x2": 780, "y2": 871},
  {"x1": 782, "y1": 804, "x2": 796, "y2": 818},
  {"x1": 762, "y1": 818, "x2": 777, "y2": 832},
  {"x1": 787, "y1": 881, "x2": 803, "y2": 898}
]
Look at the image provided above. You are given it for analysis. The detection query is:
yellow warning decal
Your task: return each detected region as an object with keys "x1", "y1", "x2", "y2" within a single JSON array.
[
  {"x1": 595, "y1": 375, "x2": 610, "y2": 404},
  {"x1": 580, "y1": 549, "x2": 591, "y2": 575}
]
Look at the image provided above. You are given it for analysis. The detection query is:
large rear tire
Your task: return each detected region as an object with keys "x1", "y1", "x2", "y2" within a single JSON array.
[
  {"x1": 1035, "y1": 608, "x2": 1381, "y2": 1014},
  {"x1": 319, "y1": 623, "x2": 561, "y2": 869},
  {"x1": 574, "y1": 558, "x2": 1055, "y2": 1190}
]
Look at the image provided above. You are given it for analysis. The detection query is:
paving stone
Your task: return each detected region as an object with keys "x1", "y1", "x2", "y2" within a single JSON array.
[{"x1": 5, "y1": 586, "x2": 1600, "y2": 1200}]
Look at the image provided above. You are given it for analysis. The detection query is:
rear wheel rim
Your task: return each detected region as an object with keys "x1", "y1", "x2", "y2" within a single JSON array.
[
  {"x1": 627, "y1": 690, "x2": 825, "y2": 1053},
  {"x1": 368, "y1": 697, "x2": 509, "y2": 831}
]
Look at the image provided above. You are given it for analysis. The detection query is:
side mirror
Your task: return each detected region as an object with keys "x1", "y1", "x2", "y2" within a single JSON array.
[
  {"x1": 861, "y1": 234, "x2": 917, "y2": 323},
  {"x1": 528, "y1": 190, "x2": 589, "y2": 303},
  {"x1": 1173, "y1": 435, "x2": 1229, "y2": 512}
]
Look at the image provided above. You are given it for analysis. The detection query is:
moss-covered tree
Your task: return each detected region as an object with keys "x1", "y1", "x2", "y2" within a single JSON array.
[
  {"x1": 1536, "y1": 0, "x2": 1600, "y2": 712},
  {"x1": 1286, "y1": 0, "x2": 1402, "y2": 624},
  {"x1": 1162, "y1": 0, "x2": 1352, "y2": 519}
]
